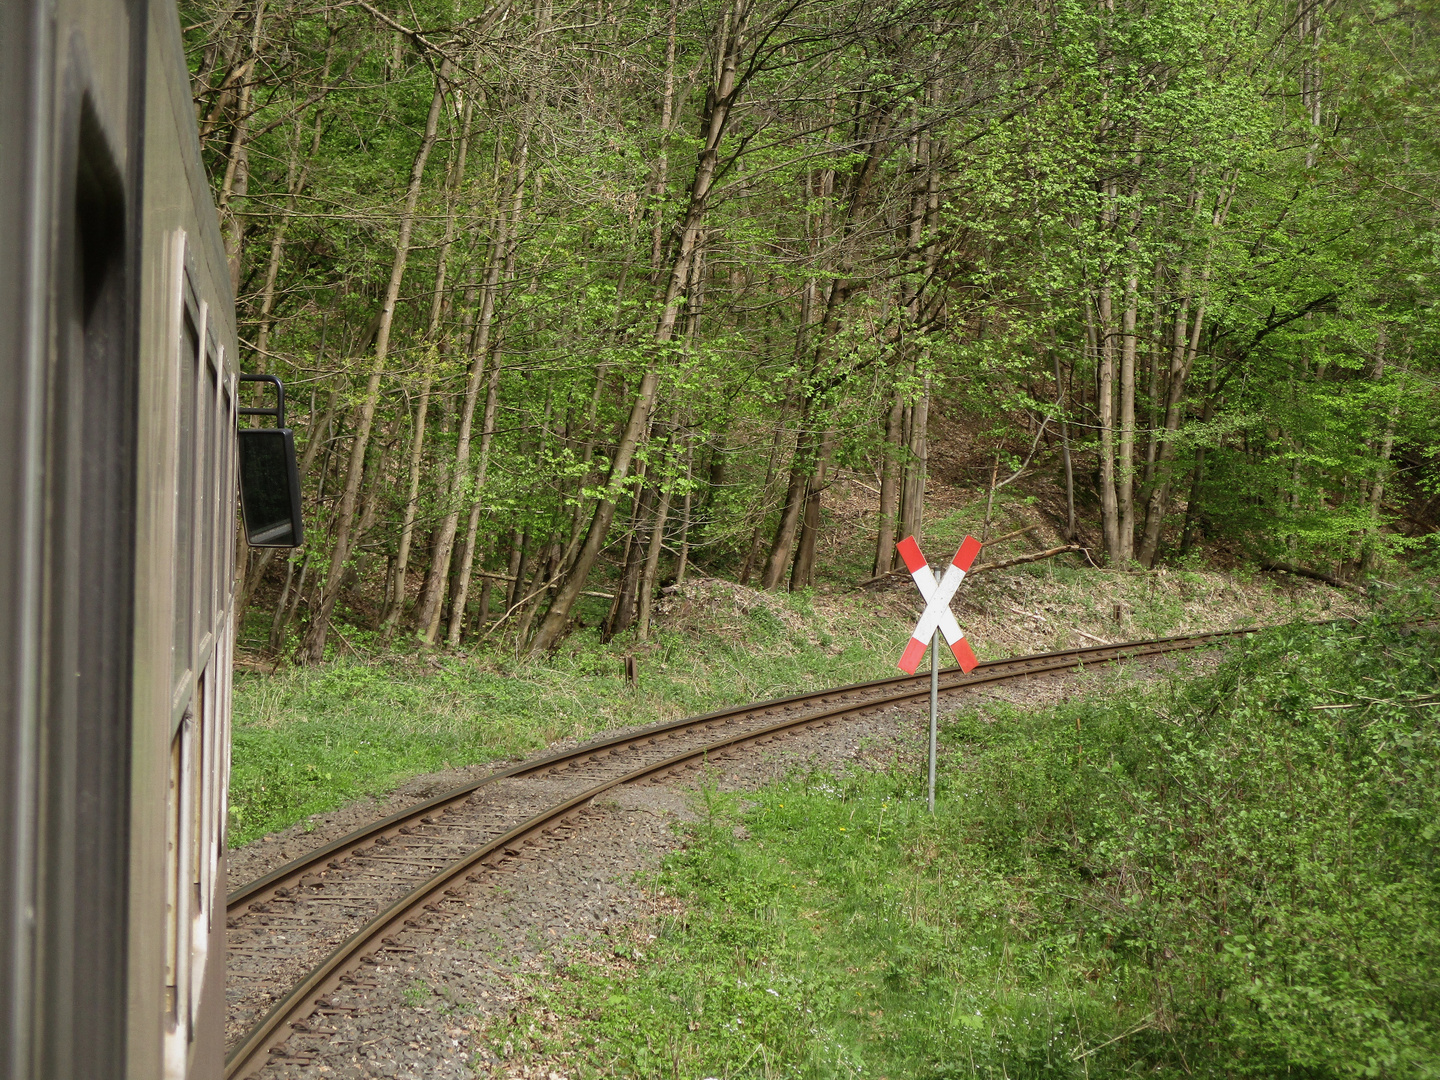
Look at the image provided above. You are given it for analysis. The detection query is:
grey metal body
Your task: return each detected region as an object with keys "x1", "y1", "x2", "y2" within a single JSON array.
[{"x1": 0, "y1": 0, "x2": 238, "y2": 1077}]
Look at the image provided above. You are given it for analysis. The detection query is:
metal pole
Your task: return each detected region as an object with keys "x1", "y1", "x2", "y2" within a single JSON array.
[{"x1": 929, "y1": 626, "x2": 939, "y2": 813}]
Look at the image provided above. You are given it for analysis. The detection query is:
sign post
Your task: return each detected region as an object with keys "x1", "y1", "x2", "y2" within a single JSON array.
[
  {"x1": 895, "y1": 534, "x2": 982, "y2": 813},
  {"x1": 929, "y1": 627, "x2": 940, "y2": 812}
]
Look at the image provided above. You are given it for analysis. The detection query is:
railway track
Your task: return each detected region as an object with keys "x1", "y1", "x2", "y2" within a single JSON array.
[{"x1": 224, "y1": 627, "x2": 1251, "y2": 1078}]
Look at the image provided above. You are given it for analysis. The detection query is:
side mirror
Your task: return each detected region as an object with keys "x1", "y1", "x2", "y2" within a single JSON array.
[{"x1": 237, "y1": 375, "x2": 304, "y2": 548}]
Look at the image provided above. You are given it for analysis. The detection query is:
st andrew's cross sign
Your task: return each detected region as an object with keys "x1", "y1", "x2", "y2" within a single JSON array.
[
  {"x1": 895, "y1": 534, "x2": 982, "y2": 675},
  {"x1": 894, "y1": 533, "x2": 982, "y2": 812}
]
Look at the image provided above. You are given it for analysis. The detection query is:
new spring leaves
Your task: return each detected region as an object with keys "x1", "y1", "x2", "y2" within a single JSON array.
[{"x1": 896, "y1": 535, "x2": 982, "y2": 675}]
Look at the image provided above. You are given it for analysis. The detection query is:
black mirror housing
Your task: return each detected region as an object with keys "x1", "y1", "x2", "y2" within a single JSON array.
[
  {"x1": 237, "y1": 427, "x2": 304, "y2": 547},
  {"x1": 237, "y1": 374, "x2": 303, "y2": 548}
]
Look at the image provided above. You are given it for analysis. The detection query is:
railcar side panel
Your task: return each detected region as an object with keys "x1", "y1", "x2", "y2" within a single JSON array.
[
  {"x1": 2, "y1": 0, "x2": 239, "y2": 1075},
  {"x1": 0, "y1": 0, "x2": 149, "y2": 1077},
  {"x1": 0, "y1": 0, "x2": 50, "y2": 1069},
  {"x1": 133, "y1": 3, "x2": 239, "y2": 1073}
]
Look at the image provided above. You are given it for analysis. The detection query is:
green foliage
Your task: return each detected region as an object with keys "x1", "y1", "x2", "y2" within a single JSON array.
[
  {"x1": 511, "y1": 611, "x2": 1440, "y2": 1078},
  {"x1": 186, "y1": 0, "x2": 1438, "y2": 658},
  {"x1": 228, "y1": 593, "x2": 906, "y2": 844},
  {"x1": 946, "y1": 614, "x2": 1440, "y2": 1076}
]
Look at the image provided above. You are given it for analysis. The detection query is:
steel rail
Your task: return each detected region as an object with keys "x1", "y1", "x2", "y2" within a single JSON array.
[
  {"x1": 226, "y1": 627, "x2": 1252, "y2": 917},
  {"x1": 224, "y1": 626, "x2": 1253, "y2": 1078}
]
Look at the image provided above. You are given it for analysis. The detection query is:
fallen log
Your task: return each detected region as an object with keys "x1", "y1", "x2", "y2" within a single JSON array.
[
  {"x1": 855, "y1": 543, "x2": 1083, "y2": 588},
  {"x1": 854, "y1": 567, "x2": 907, "y2": 588},
  {"x1": 474, "y1": 569, "x2": 612, "y2": 599},
  {"x1": 968, "y1": 544, "x2": 1084, "y2": 576},
  {"x1": 1259, "y1": 559, "x2": 1359, "y2": 592},
  {"x1": 980, "y1": 524, "x2": 1043, "y2": 548}
]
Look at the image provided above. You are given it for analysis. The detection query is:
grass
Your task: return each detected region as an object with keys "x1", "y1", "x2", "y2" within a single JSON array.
[
  {"x1": 490, "y1": 603, "x2": 1440, "y2": 1079},
  {"x1": 230, "y1": 559, "x2": 1375, "y2": 847},
  {"x1": 229, "y1": 589, "x2": 906, "y2": 845}
]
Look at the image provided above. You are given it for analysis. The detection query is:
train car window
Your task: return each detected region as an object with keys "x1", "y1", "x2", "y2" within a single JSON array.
[
  {"x1": 200, "y1": 659, "x2": 220, "y2": 919},
  {"x1": 189, "y1": 673, "x2": 210, "y2": 1024},
  {"x1": 198, "y1": 351, "x2": 218, "y2": 638},
  {"x1": 173, "y1": 307, "x2": 198, "y2": 685},
  {"x1": 163, "y1": 726, "x2": 182, "y2": 1022},
  {"x1": 221, "y1": 371, "x2": 236, "y2": 601},
  {"x1": 164, "y1": 707, "x2": 197, "y2": 1056}
]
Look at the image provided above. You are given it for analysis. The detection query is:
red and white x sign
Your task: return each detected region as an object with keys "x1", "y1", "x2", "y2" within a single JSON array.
[{"x1": 895, "y1": 534, "x2": 982, "y2": 675}]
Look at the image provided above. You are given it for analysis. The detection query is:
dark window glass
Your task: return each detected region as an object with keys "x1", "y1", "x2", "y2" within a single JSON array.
[
  {"x1": 199, "y1": 358, "x2": 217, "y2": 630},
  {"x1": 221, "y1": 382, "x2": 234, "y2": 604},
  {"x1": 173, "y1": 311, "x2": 196, "y2": 680}
]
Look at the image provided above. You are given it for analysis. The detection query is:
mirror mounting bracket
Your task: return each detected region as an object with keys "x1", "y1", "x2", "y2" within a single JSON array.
[{"x1": 238, "y1": 373, "x2": 285, "y2": 427}]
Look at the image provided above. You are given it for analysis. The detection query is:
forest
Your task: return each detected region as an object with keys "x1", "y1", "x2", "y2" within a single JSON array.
[{"x1": 184, "y1": 0, "x2": 1440, "y2": 661}]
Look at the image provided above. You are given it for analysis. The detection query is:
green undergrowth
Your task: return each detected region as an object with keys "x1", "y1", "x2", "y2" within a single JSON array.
[
  {"x1": 503, "y1": 608, "x2": 1440, "y2": 1079},
  {"x1": 230, "y1": 560, "x2": 1379, "y2": 847},
  {"x1": 229, "y1": 593, "x2": 902, "y2": 846}
]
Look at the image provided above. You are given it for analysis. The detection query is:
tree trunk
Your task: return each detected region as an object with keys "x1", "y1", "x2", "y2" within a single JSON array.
[
  {"x1": 252, "y1": 45, "x2": 331, "y2": 360},
  {"x1": 446, "y1": 363, "x2": 502, "y2": 647},
  {"x1": 791, "y1": 477, "x2": 822, "y2": 590},
  {"x1": 514, "y1": 539, "x2": 560, "y2": 644},
  {"x1": 351, "y1": 431, "x2": 391, "y2": 560},
  {"x1": 380, "y1": 364, "x2": 433, "y2": 639},
  {"x1": 476, "y1": 559, "x2": 494, "y2": 632},
  {"x1": 1053, "y1": 348, "x2": 1077, "y2": 541},
  {"x1": 897, "y1": 376, "x2": 930, "y2": 546},
  {"x1": 1135, "y1": 295, "x2": 1205, "y2": 567},
  {"x1": 509, "y1": 530, "x2": 533, "y2": 617},
  {"x1": 553, "y1": 365, "x2": 610, "y2": 582},
  {"x1": 790, "y1": 430, "x2": 834, "y2": 590},
  {"x1": 502, "y1": 530, "x2": 524, "y2": 609},
  {"x1": 648, "y1": 0, "x2": 679, "y2": 275},
  {"x1": 675, "y1": 445, "x2": 694, "y2": 584},
  {"x1": 1142, "y1": 259, "x2": 1166, "y2": 491},
  {"x1": 1360, "y1": 330, "x2": 1399, "y2": 573},
  {"x1": 1095, "y1": 208, "x2": 1122, "y2": 562},
  {"x1": 216, "y1": 0, "x2": 267, "y2": 294},
  {"x1": 300, "y1": 63, "x2": 449, "y2": 663},
  {"x1": 1136, "y1": 179, "x2": 1234, "y2": 566},
  {"x1": 1179, "y1": 370, "x2": 1220, "y2": 556},
  {"x1": 606, "y1": 483, "x2": 653, "y2": 641},
  {"x1": 762, "y1": 112, "x2": 897, "y2": 587},
  {"x1": 1117, "y1": 241, "x2": 1139, "y2": 561},
  {"x1": 635, "y1": 485, "x2": 674, "y2": 641},
  {"x1": 274, "y1": 552, "x2": 310, "y2": 651},
  {"x1": 268, "y1": 554, "x2": 297, "y2": 652},
  {"x1": 740, "y1": 389, "x2": 792, "y2": 586},
  {"x1": 253, "y1": 116, "x2": 311, "y2": 361},
  {"x1": 760, "y1": 417, "x2": 813, "y2": 590},
  {"x1": 235, "y1": 548, "x2": 274, "y2": 637},
  {"x1": 526, "y1": 0, "x2": 752, "y2": 656},
  {"x1": 872, "y1": 391, "x2": 903, "y2": 574},
  {"x1": 893, "y1": 111, "x2": 936, "y2": 552},
  {"x1": 415, "y1": 122, "x2": 530, "y2": 643},
  {"x1": 381, "y1": 97, "x2": 475, "y2": 639}
]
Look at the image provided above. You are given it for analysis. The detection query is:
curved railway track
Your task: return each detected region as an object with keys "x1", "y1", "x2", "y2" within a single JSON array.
[{"x1": 225, "y1": 627, "x2": 1252, "y2": 1078}]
